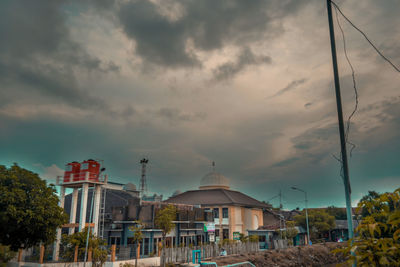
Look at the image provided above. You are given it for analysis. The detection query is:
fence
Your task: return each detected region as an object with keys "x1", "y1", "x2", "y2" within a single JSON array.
[
  {"x1": 16, "y1": 241, "x2": 261, "y2": 265},
  {"x1": 163, "y1": 242, "x2": 259, "y2": 264}
]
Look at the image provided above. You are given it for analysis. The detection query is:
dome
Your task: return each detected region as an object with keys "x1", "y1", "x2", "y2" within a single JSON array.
[
  {"x1": 124, "y1": 183, "x2": 137, "y2": 192},
  {"x1": 199, "y1": 172, "x2": 230, "y2": 190},
  {"x1": 172, "y1": 190, "x2": 182, "y2": 197}
]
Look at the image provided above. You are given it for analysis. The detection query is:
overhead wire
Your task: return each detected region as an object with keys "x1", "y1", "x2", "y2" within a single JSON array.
[
  {"x1": 331, "y1": 1, "x2": 400, "y2": 73},
  {"x1": 334, "y1": 6, "x2": 358, "y2": 157}
]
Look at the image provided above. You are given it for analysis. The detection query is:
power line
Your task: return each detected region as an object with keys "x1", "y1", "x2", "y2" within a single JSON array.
[
  {"x1": 331, "y1": 1, "x2": 400, "y2": 73},
  {"x1": 334, "y1": 6, "x2": 358, "y2": 157}
]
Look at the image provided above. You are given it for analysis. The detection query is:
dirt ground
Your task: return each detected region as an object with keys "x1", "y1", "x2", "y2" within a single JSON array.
[{"x1": 207, "y1": 242, "x2": 347, "y2": 267}]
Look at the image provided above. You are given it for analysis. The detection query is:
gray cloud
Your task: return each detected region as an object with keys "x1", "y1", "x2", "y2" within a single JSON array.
[
  {"x1": 155, "y1": 107, "x2": 206, "y2": 124},
  {"x1": 0, "y1": 0, "x2": 119, "y2": 112},
  {"x1": 116, "y1": 0, "x2": 306, "y2": 67},
  {"x1": 270, "y1": 78, "x2": 307, "y2": 98},
  {"x1": 213, "y1": 47, "x2": 272, "y2": 81}
]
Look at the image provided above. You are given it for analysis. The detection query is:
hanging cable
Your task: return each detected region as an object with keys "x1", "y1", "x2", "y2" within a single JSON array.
[
  {"x1": 334, "y1": 6, "x2": 358, "y2": 157},
  {"x1": 331, "y1": 1, "x2": 400, "y2": 73}
]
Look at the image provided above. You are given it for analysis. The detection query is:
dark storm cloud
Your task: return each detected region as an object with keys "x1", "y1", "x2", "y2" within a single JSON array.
[
  {"x1": 155, "y1": 107, "x2": 206, "y2": 124},
  {"x1": 270, "y1": 78, "x2": 308, "y2": 98},
  {"x1": 116, "y1": 0, "x2": 306, "y2": 67},
  {"x1": 0, "y1": 0, "x2": 118, "y2": 111},
  {"x1": 213, "y1": 47, "x2": 272, "y2": 81}
]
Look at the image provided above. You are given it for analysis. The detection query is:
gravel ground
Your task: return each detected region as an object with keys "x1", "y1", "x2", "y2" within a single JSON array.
[{"x1": 206, "y1": 242, "x2": 347, "y2": 267}]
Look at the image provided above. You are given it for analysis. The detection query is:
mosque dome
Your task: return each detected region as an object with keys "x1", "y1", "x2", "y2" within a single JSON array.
[
  {"x1": 172, "y1": 190, "x2": 182, "y2": 197},
  {"x1": 124, "y1": 183, "x2": 137, "y2": 192},
  {"x1": 199, "y1": 172, "x2": 230, "y2": 190}
]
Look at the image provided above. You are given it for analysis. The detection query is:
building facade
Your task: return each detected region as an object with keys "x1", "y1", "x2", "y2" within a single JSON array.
[{"x1": 166, "y1": 171, "x2": 268, "y2": 241}]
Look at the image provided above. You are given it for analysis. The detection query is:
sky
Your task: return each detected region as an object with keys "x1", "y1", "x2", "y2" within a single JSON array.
[{"x1": 1, "y1": 0, "x2": 399, "y2": 210}]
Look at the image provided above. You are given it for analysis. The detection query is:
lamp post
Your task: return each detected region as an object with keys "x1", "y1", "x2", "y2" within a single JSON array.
[{"x1": 291, "y1": 187, "x2": 310, "y2": 245}]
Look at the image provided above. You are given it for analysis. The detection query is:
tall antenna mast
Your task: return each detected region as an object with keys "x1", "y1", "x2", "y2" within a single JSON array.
[{"x1": 139, "y1": 158, "x2": 149, "y2": 197}]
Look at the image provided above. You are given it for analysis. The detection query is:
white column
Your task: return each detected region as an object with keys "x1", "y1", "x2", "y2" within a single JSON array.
[
  {"x1": 79, "y1": 183, "x2": 89, "y2": 232},
  {"x1": 53, "y1": 186, "x2": 66, "y2": 261},
  {"x1": 69, "y1": 188, "x2": 79, "y2": 234},
  {"x1": 92, "y1": 185, "x2": 102, "y2": 236}
]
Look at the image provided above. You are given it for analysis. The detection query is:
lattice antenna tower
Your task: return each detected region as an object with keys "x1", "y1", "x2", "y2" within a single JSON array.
[{"x1": 139, "y1": 158, "x2": 149, "y2": 197}]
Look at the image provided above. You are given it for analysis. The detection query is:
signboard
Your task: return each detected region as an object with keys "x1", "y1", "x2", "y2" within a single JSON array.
[
  {"x1": 209, "y1": 234, "x2": 215, "y2": 242},
  {"x1": 215, "y1": 236, "x2": 220, "y2": 243},
  {"x1": 204, "y1": 222, "x2": 215, "y2": 232},
  {"x1": 233, "y1": 232, "x2": 241, "y2": 240}
]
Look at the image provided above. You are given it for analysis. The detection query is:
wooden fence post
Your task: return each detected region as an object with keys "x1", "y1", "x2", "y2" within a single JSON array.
[
  {"x1": 17, "y1": 249, "x2": 23, "y2": 262},
  {"x1": 39, "y1": 245, "x2": 45, "y2": 264},
  {"x1": 88, "y1": 247, "x2": 92, "y2": 262},
  {"x1": 136, "y1": 243, "x2": 141, "y2": 260},
  {"x1": 111, "y1": 244, "x2": 116, "y2": 262},
  {"x1": 74, "y1": 246, "x2": 79, "y2": 262}
]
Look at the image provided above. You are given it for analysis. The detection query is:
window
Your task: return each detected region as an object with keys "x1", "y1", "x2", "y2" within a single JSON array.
[
  {"x1": 222, "y1": 208, "x2": 228, "y2": 218},
  {"x1": 223, "y1": 229, "x2": 229, "y2": 239},
  {"x1": 213, "y1": 208, "x2": 219, "y2": 218},
  {"x1": 65, "y1": 165, "x2": 72, "y2": 171},
  {"x1": 215, "y1": 229, "x2": 220, "y2": 237}
]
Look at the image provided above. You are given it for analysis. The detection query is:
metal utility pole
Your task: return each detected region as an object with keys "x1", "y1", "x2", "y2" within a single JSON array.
[
  {"x1": 139, "y1": 158, "x2": 149, "y2": 197},
  {"x1": 291, "y1": 187, "x2": 310, "y2": 245},
  {"x1": 326, "y1": 0, "x2": 354, "y2": 240}
]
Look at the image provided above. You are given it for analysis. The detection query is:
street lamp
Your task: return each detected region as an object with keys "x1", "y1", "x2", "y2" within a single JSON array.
[{"x1": 291, "y1": 187, "x2": 310, "y2": 245}]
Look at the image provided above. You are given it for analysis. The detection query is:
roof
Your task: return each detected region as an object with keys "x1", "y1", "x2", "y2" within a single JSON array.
[
  {"x1": 165, "y1": 188, "x2": 269, "y2": 209},
  {"x1": 334, "y1": 220, "x2": 359, "y2": 229}
]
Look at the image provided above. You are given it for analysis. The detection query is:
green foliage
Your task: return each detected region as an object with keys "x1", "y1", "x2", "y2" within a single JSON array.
[
  {"x1": 248, "y1": 235, "x2": 259, "y2": 243},
  {"x1": 61, "y1": 228, "x2": 107, "y2": 267},
  {"x1": 155, "y1": 205, "x2": 177, "y2": 238},
  {"x1": 335, "y1": 188, "x2": 400, "y2": 266},
  {"x1": 0, "y1": 164, "x2": 68, "y2": 250},
  {"x1": 128, "y1": 221, "x2": 144, "y2": 267},
  {"x1": 326, "y1": 206, "x2": 347, "y2": 220},
  {"x1": 359, "y1": 190, "x2": 384, "y2": 217},
  {"x1": 282, "y1": 221, "x2": 299, "y2": 246},
  {"x1": 294, "y1": 209, "x2": 335, "y2": 241},
  {"x1": 0, "y1": 244, "x2": 16, "y2": 267},
  {"x1": 155, "y1": 205, "x2": 177, "y2": 267}
]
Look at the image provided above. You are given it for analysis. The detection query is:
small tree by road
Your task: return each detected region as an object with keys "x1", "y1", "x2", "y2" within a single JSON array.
[
  {"x1": 128, "y1": 222, "x2": 144, "y2": 267},
  {"x1": 294, "y1": 209, "x2": 335, "y2": 242},
  {"x1": 336, "y1": 187, "x2": 400, "y2": 266},
  {"x1": 0, "y1": 164, "x2": 68, "y2": 251},
  {"x1": 155, "y1": 205, "x2": 177, "y2": 267},
  {"x1": 283, "y1": 221, "x2": 299, "y2": 246},
  {"x1": 61, "y1": 228, "x2": 107, "y2": 267}
]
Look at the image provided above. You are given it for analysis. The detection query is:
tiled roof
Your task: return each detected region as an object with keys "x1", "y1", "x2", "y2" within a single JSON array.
[{"x1": 165, "y1": 188, "x2": 269, "y2": 208}]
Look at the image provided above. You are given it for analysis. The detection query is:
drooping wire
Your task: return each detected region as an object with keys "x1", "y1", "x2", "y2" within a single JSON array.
[
  {"x1": 331, "y1": 1, "x2": 400, "y2": 73},
  {"x1": 334, "y1": 6, "x2": 358, "y2": 157}
]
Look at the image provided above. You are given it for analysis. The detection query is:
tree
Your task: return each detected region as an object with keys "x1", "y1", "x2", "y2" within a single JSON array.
[
  {"x1": 326, "y1": 206, "x2": 347, "y2": 220},
  {"x1": 294, "y1": 210, "x2": 335, "y2": 242},
  {"x1": 61, "y1": 228, "x2": 107, "y2": 267},
  {"x1": 0, "y1": 164, "x2": 68, "y2": 251},
  {"x1": 358, "y1": 190, "x2": 382, "y2": 217},
  {"x1": 282, "y1": 221, "x2": 299, "y2": 246},
  {"x1": 128, "y1": 222, "x2": 144, "y2": 267},
  {"x1": 336, "y1": 187, "x2": 400, "y2": 266},
  {"x1": 0, "y1": 245, "x2": 16, "y2": 267},
  {"x1": 155, "y1": 205, "x2": 177, "y2": 267}
]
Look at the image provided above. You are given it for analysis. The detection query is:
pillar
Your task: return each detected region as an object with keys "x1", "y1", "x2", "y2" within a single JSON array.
[
  {"x1": 79, "y1": 183, "x2": 89, "y2": 232},
  {"x1": 92, "y1": 185, "x2": 102, "y2": 236},
  {"x1": 111, "y1": 244, "x2": 116, "y2": 262},
  {"x1": 39, "y1": 245, "x2": 45, "y2": 264},
  {"x1": 69, "y1": 188, "x2": 79, "y2": 234},
  {"x1": 52, "y1": 186, "x2": 65, "y2": 261}
]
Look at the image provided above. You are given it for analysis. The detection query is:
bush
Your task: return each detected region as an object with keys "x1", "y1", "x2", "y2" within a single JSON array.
[
  {"x1": 335, "y1": 188, "x2": 400, "y2": 266},
  {"x1": 0, "y1": 245, "x2": 16, "y2": 267}
]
